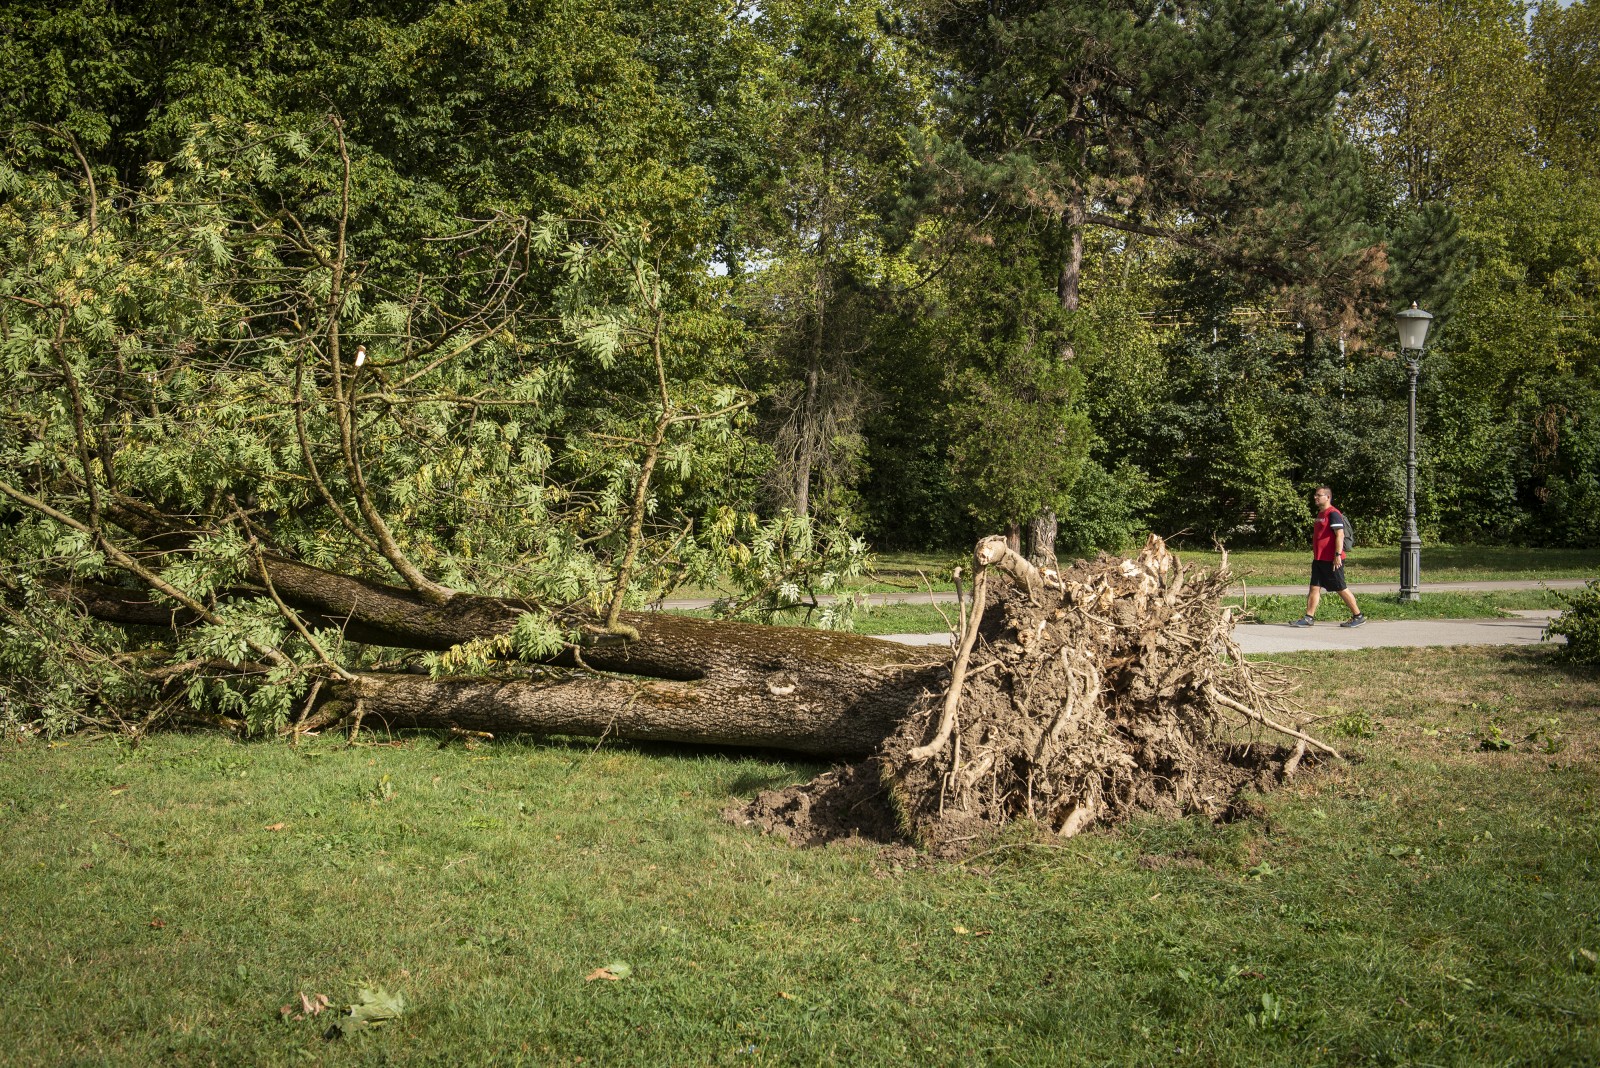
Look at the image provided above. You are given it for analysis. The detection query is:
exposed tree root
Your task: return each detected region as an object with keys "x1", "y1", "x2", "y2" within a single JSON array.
[{"x1": 738, "y1": 535, "x2": 1337, "y2": 852}]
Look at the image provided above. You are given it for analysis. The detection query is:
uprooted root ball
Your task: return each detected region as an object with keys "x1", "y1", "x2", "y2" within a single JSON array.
[{"x1": 736, "y1": 535, "x2": 1336, "y2": 853}]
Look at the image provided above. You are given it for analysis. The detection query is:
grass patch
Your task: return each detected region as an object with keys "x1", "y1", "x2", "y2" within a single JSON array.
[
  {"x1": 664, "y1": 546, "x2": 1598, "y2": 601},
  {"x1": 872, "y1": 545, "x2": 1599, "y2": 591},
  {"x1": 1231, "y1": 589, "x2": 1564, "y2": 624},
  {"x1": 1188, "y1": 545, "x2": 1600, "y2": 586},
  {"x1": 852, "y1": 602, "x2": 961, "y2": 636},
  {"x1": 833, "y1": 589, "x2": 1563, "y2": 635},
  {"x1": 3, "y1": 647, "x2": 1599, "y2": 1064}
]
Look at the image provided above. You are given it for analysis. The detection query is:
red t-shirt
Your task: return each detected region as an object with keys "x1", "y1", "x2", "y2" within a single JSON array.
[{"x1": 1313, "y1": 507, "x2": 1348, "y2": 562}]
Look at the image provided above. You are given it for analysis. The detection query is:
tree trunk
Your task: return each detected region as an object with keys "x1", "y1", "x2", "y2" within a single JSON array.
[
  {"x1": 1056, "y1": 194, "x2": 1085, "y2": 356},
  {"x1": 1026, "y1": 510, "x2": 1058, "y2": 571},
  {"x1": 793, "y1": 363, "x2": 819, "y2": 519},
  {"x1": 61, "y1": 554, "x2": 943, "y2": 759},
  {"x1": 1017, "y1": 193, "x2": 1085, "y2": 560},
  {"x1": 1004, "y1": 521, "x2": 1022, "y2": 554}
]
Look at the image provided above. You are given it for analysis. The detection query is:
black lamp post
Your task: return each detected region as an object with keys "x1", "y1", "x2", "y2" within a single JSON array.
[{"x1": 1396, "y1": 303, "x2": 1433, "y2": 602}]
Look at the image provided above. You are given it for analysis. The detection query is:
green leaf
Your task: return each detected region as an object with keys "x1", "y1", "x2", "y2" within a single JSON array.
[{"x1": 329, "y1": 986, "x2": 406, "y2": 1037}]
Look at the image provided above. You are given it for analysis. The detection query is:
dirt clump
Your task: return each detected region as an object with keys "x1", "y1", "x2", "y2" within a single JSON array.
[
  {"x1": 726, "y1": 762, "x2": 902, "y2": 848},
  {"x1": 735, "y1": 535, "x2": 1335, "y2": 854}
]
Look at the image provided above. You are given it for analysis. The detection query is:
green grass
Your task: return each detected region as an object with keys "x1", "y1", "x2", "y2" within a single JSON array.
[
  {"x1": 835, "y1": 589, "x2": 1565, "y2": 636},
  {"x1": 663, "y1": 546, "x2": 1600, "y2": 601},
  {"x1": 1187, "y1": 544, "x2": 1600, "y2": 586},
  {"x1": 873, "y1": 545, "x2": 1600, "y2": 591},
  {"x1": 1232, "y1": 589, "x2": 1564, "y2": 625},
  {"x1": 3, "y1": 647, "x2": 1599, "y2": 1065}
]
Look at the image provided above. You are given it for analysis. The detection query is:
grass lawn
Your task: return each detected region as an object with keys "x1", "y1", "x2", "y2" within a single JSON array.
[
  {"x1": 3, "y1": 647, "x2": 1598, "y2": 1065},
  {"x1": 657, "y1": 545, "x2": 1597, "y2": 602},
  {"x1": 1187, "y1": 545, "x2": 1600, "y2": 587},
  {"x1": 866, "y1": 546, "x2": 1600, "y2": 593},
  {"x1": 837, "y1": 589, "x2": 1566, "y2": 636}
]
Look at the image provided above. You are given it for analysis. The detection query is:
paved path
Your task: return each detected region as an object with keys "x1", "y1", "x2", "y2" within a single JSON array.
[
  {"x1": 876, "y1": 610, "x2": 1562, "y2": 654},
  {"x1": 656, "y1": 578, "x2": 1588, "y2": 610}
]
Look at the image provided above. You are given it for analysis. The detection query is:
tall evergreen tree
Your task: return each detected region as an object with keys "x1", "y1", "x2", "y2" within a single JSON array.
[
  {"x1": 913, "y1": 0, "x2": 1378, "y2": 561},
  {"x1": 735, "y1": 0, "x2": 927, "y2": 523}
]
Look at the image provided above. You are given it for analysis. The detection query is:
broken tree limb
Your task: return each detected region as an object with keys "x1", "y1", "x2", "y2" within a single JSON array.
[
  {"x1": 1208, "y1": 688, "x2": 1343, "y2": 760},
  {"x1": 909, "y1": 569, "x2": 989, "y2": 761}
]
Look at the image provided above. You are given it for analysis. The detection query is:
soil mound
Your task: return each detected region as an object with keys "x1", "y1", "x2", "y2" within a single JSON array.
[{"x1": 734, "y1": 536, "x2": 1335, "y2": 853}]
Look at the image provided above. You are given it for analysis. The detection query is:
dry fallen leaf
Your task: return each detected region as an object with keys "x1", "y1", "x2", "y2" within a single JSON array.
[
  {"x1": 265, "y1": 822, "x2": 286, "y2": 831},
  {"x1": 952, "y1": 925, "x2": 970, "y2": 934},
  {"x1": 585, "y1": 968, "x2": 620, "y2": 982},
  {"x1": 282, "y1": 992, "x2": 332, "y2": 1021},
  {"x1": 776, "y1": 991, "x2": 793, "y2": 1000}
]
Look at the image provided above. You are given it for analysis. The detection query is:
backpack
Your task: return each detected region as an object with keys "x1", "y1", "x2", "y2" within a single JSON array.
[{"x1": 1315, "y1": 509, "x2": 1355, "y2": 551}]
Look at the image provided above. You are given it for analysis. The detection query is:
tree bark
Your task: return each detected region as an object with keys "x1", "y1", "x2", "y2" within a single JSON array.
[
  {"x1": 794, "y1": 363, "x2": 819, "y2": 519},
  {"x1": 1019, "y1": 192, "x2": 1084, "y2": 566},
  {"x1": 1025, "y1": 510, "x2": 1058, "y2": 571},
  {"x1": 59, "y1": 553, "x2": 945, "y2": 759}
]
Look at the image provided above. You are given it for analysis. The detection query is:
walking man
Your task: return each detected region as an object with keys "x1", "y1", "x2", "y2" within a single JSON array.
[{"x1": 1291, "y1": 486, "x2": 1365, "y2": 628}]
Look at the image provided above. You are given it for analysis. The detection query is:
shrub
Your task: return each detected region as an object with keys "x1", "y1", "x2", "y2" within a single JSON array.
[{"x1": 1545, "y1": 579, "x2": 1600, "y2": 664}]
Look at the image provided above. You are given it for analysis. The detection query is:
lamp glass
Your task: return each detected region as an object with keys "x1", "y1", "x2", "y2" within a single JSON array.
[{"x1": 1396, "y1": 307, "x2": 1433, "y2": 351}]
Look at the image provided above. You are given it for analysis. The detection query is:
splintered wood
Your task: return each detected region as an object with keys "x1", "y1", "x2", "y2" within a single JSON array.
[{"x1": 875, "y1": 534, "x2": 1336, "y2": 850}]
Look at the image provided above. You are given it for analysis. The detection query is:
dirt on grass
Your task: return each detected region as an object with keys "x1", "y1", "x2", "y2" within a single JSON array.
[{"x1": 732, "y1": 536, "x2": 1329, "y2": 855}]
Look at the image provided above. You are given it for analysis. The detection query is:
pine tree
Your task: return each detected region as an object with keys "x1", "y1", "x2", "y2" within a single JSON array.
[{"x1": 913, "y1": 0, "x2": 1378, "y2": 560}]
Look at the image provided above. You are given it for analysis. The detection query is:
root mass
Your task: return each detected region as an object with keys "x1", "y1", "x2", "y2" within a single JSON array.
[{"x1": 735, "y1": 535, "x2": 1333, "y2": 851}]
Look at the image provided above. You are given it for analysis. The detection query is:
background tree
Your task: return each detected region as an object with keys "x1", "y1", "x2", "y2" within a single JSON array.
[
  {"x1": 733, "y1": 0, "x2": 927, "y2": 524},
  {"x1": 1341, "y1": 0, "x2": 1599, "y2": 547},
  {"x1": 909, "y1": 0, "x2": 1379, "y2": 563},
  {"x1": 1349, "y1": 0, "x2": 1539, "y2": 203}
]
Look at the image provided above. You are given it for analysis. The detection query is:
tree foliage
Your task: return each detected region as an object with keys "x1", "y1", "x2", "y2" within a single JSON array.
[{"x1": 2, "y1": 0, "x2": 1597, "y2": 739}]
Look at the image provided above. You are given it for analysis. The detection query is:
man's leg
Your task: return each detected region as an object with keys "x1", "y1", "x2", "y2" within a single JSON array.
[
  {"x1": 1338, "y1": 589, "x2": 1360, "y2": 616},
  {"x1": 1294, "y1": 583, "x2": 1323, "y2": 625}
]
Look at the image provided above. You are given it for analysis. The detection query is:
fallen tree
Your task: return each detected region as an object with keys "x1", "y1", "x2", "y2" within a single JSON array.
[
  {"x1": 32, "y1": 511, "x2": 942, "y2": 758},
  {"x1": 0, "y1": 122, "x2": 1336, "y2": 847},
  {"x1": 28, "y1": 508, "x2": 1334, "y2": 846}
]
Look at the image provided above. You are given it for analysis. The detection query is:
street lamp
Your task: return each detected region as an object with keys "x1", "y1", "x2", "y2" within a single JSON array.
[{"x1": 1396, "y1": 302, "x2": 1433, "y2": 602}]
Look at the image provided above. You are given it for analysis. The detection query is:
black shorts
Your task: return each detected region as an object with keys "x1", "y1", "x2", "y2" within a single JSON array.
[{"x1": 1310, "y1": 560, "x2": 1347, "y2": 592}]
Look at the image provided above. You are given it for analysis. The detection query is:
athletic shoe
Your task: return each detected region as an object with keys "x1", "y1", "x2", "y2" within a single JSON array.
[
  {"x1": 1289, "y1": 615, "x2": 1315, "y2": 627},
  {"x1": 1340, "y1": 613, "x2": 1367, "y2": 628}
]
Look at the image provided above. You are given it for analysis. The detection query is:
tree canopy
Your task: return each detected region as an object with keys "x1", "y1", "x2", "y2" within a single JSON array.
[{"x1": 1, "y1": 0, "x2": 1596, "y2": 736}]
